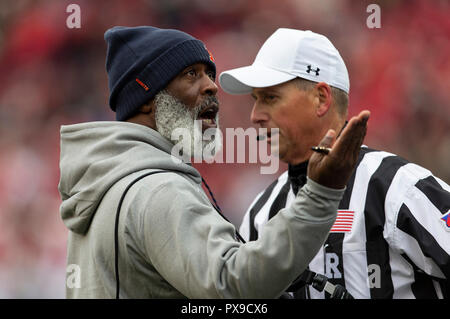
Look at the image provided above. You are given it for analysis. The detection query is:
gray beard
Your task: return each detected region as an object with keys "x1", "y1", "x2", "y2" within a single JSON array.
[{"x1": 154, "y1": 90, "x2": 222, "y2": 161}]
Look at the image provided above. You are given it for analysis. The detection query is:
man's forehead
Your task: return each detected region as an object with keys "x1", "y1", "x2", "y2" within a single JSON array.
[{"x1": 251, "y1": 81, "x2": 293, "y2": 94}]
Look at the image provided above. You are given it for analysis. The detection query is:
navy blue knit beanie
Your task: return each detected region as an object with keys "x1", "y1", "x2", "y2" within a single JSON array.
[{"x1": 104, "y1": 26, "x2": 216, "y2": 121}]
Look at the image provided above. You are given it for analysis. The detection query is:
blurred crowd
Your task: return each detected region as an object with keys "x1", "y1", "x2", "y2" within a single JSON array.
[{"x1": 0, "y1": 0, "x2": 448, "y2": 298}]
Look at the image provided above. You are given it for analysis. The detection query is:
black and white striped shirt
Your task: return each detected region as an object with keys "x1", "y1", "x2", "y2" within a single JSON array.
[{"x1": 240, "y1": 147, "x2": 450, "y2": 298}]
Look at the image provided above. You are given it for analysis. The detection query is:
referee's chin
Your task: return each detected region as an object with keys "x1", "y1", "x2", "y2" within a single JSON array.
[{"x1": 280, "y1": 148, "x2": 311, "y2": 166}]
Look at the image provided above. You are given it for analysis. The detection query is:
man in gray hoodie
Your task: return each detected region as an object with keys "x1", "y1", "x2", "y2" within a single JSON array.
[{"x1": 58, "y1": 26, "x2": 370, "y2": 298}]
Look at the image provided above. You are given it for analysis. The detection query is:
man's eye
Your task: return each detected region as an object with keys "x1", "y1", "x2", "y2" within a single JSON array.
[
  {"x1": 186, "y1": 69, "x2": 197, "y2": 77},
  {"x1": 207, "y1": 71, "x2": 215, "y2": 80},
  {"x1": 265, "y1": 95, "x2": 276, "y2": 102}
]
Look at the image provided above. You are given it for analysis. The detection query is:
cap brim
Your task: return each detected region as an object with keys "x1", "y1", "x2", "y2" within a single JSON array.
[{"x1": 219, "y1": 64, "x2": 296, "y2": 95}]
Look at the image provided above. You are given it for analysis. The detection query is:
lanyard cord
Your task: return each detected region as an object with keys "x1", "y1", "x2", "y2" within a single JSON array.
[
  {"x1": 114, "y1": 171, "x2": 171, "y2": 299},
  {"x1": 201, "y1": 177, "x2": 246, "y2": 244}
]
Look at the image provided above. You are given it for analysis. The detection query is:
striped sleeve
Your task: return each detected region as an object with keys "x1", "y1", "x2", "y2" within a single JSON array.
[
  {"x1": 240, "y1": 172, "x2": 290, "y2": 242},
  {"x1": 239, "y1": 190, "x2": 265, "y2": 242},
  {"x1": 385, "y1": 163, "x2": 450, "y2": 296}
]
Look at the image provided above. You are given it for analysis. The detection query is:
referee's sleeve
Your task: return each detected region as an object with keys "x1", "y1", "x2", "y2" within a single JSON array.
[
  {"x1": 239, "y1": 190, "x2": 265, "y2": 242},
  {"x1": 239, "y1": 209, "x2": 251, "y2": 242},
  {"x1": 388, "y1": 165, "x2": 450, "y2": 281}
]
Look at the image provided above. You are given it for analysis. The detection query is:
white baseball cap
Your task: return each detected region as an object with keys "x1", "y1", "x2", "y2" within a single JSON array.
[{"x1": 219, "y1": 28, "x2": 349, "y2": 94}]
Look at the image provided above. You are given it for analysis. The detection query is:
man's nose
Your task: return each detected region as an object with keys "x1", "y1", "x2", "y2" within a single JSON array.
[
  {"x1": 250, "y1": 103, "x2": 268, "y2": 125},
  {"x1": 201, "y1": 74, "x2": 218, "y2": 96}
]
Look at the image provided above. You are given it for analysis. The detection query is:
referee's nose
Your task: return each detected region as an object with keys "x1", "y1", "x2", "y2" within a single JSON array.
[{"x1": 250, "y1": 102, "x2": 270, "y2": 126}]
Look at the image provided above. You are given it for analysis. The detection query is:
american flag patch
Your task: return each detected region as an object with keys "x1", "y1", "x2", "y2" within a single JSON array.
[{"x1": 330, "y1": 210, "x2": 355, "y2": 233}]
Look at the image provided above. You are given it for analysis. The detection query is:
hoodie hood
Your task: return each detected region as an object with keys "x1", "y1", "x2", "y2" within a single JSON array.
[{"x1": 58, "y1": 121, "x2": 201, "y2": 235}]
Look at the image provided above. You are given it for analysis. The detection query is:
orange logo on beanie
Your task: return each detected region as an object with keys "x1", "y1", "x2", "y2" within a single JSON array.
[
  {"x1": 208, "y1": 50, "x2": 214, "y2": 62},
  {"x1": 204, "y1": 45, "x2": 214, "y2": 62},
  {"x1": 136, "y1": 78, "x2": 149, "y2": 91}
]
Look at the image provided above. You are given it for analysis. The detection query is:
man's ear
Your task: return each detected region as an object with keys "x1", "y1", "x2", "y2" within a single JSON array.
[
  {"x1": 315, "y1": 82, "x2": 332, "y2": 117},
  {"x1": 139, "y1": 100, "x2": 155, "y2": 114},
  {"x1": 126, "y1": 99, "x2": 157, "y2": 130},
  {"x1": 140, "y1": 99, "x2": 157, "y2": 130}
]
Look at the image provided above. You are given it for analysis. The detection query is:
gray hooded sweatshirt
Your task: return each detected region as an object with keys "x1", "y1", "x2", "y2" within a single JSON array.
[{"x1": 59, "y1": 121, "x2": 344, "y2": 298}]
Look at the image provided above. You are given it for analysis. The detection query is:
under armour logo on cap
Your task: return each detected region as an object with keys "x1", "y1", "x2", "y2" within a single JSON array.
[{"x1": 306, "y1": 65, "x2": 320, "y2": 76}]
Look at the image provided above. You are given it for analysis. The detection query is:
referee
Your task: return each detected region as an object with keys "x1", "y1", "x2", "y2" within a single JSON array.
[{"x1": 219, "y1": 28, "x2": 450, "y2": 299}]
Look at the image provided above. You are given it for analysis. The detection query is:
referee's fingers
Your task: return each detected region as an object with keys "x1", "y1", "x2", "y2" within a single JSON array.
[
  {"x1": 331, "y1": 110, "x2": 370, "y2": 159},
  {"x1": 349, "y1": 110, "x2": 369, "y2": 155},
  {"x1": 317, "y1": 129, "x2": 336, "y2": 148},
  {"x1": 345, "y1": 110, "x2": 369, "y2": 156}
]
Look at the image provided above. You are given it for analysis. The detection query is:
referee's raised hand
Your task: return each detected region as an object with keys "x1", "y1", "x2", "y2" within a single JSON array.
[{"x1": 307, "y1": 110, "x2": 370, "y2": 189}]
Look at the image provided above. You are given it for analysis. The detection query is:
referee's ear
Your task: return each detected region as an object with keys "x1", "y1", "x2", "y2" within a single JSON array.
[{"x1": 315, "y1": 82, "x2": 332, "y2": 117}]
